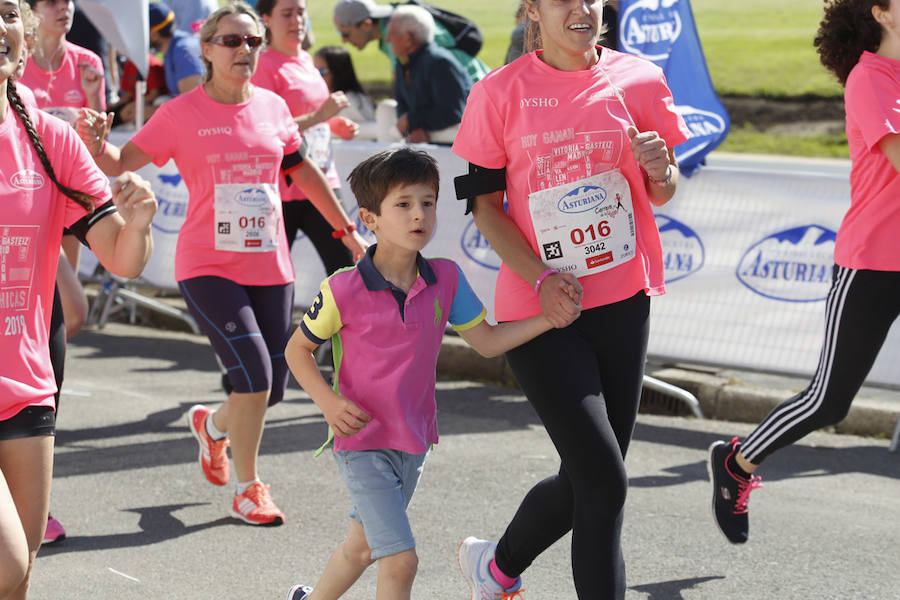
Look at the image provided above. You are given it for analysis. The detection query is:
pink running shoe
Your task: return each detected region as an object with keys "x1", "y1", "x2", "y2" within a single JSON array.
[
  {"x1": 187, "y1": 404, "x2": 230, "y2": 486},
  {"x1": 42, "y1": 513, "x2": 66, "y2": 545},
  {"x1": 232, "y1": 482, "x2": 285, "y2": 526}
]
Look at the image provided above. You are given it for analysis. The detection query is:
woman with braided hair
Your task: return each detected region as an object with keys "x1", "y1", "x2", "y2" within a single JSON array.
[
  {"x1": 707, "y1": 0, "x2": 900, "y2": 546},
  {"x1": 0, "y1": 2, "x2": 156, "y2": 596}
]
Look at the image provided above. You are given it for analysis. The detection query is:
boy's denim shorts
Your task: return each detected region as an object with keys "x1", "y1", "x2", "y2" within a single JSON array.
[{"x1": 334, "y1": 448, "x2": 427, "y2": 559}]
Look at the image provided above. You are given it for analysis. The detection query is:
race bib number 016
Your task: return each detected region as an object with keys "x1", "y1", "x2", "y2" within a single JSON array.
[
  {"x1": 528, "y1": 170, "x2": 636, "y2": 278},
  {"x1": 214, "y1": 183, "x2": 280, "y2": 253}
]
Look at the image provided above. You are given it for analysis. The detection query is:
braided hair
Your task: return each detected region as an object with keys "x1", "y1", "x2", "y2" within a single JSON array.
[{"x1": 6, "y1": 83, "x2": 94, "y2": 212}]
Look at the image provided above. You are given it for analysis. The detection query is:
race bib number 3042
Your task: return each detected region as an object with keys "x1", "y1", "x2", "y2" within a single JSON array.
[{"x1": 528, "y1": 170, "x2": 636, "y2": 278}]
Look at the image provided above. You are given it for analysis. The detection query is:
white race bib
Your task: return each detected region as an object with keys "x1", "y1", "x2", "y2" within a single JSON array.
[
  {"x1": 42, "y1": 106, "x2": 80, "y2": 127},
  {"x1": 528, "y1": 170, "x2": 636, "y2": 278},
  {"x1": 305, "y1": 123, "x2": 333, "y2": 172},
  {"x1": 214, "y1": 183, "x2": 280, "y2": 253}
]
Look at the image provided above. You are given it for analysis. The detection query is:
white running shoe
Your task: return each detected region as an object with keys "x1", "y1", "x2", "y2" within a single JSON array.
[
  {"x1": 457, "y1": 536, "x2": 523, "y2": 600},
  {"x1": 286, "y1": 584, "x2": 312, "y2": 600}
]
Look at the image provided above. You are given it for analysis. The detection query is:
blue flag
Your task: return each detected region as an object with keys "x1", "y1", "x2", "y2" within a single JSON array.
[{"x1": 618, "y1": 0, "x2": 729, "y2": 176}]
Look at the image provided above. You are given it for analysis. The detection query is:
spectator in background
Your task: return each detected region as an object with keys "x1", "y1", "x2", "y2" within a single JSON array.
[
  {"x1": 313, "y1": 45, "x2": 376, "y2": 138},
  {"x1": 333, "y1": 0, "x2": 489, "y2": 82},
  {"x1": 504, "y1": 4, "x2": 526, "y2": 64},
  {"x1": 149, "y1": 1, "x2": 204, "y2": 97},
  {"x1": 109, "y1": 53, "x2": 168, "y2": 127},
  {"x1": 164, "y1": 0, "x2": 218, "y2": 33},
  {"x1": 386, "y1": 5, "x2": 471, "y2": 144}
]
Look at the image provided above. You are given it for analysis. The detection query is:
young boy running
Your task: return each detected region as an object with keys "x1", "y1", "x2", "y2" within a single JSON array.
[{"x1": 283, "y1": 147, "x2": 581, "y2": 600}]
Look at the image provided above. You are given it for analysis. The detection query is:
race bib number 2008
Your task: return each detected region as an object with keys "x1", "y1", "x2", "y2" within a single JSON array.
[
  {"x1": 214, "y1": 183, "x2": 280, "y2": 253},
  {"x1": 528, "y1": 170, "x2": 636, "y2": 278}
]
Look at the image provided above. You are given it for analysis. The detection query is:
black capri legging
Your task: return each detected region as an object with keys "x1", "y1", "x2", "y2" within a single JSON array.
[
  {"x1": 178, "y1": 276, "x2": 294, "y2": 406},
  {"x1": 283, "y1": 197, "x2": 354, "y2": 275},
  {"x1": 741, "y1": 266, "x2": 900, "y2": 464},
  {"x1": 494, "y1": 291, "x2": 650, "y2": 600}
]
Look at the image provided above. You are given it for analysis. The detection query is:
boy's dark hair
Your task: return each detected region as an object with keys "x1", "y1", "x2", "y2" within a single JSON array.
[{"x1": 347, "y1": 147, "x2": 440, "y2": 214}]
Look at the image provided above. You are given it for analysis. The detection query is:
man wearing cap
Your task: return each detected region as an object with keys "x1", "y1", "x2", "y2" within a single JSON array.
[
  {"x1": 333, "y1": 0, "x2": 489, "y2": 82},
  {"x1": 387, "y1": 5, "x2": 471, "y2": 144},
  {"x1": 150, "y1": 1, "x2": 204, "y2": 97}
]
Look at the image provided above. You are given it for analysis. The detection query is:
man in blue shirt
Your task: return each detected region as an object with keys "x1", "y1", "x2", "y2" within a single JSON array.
[
  {"x1": 149, "y1": 2, "x2": 204, "y2": 97},
  {"x1": 386, "y1": 5, "x2": 472, "y2": 144}
]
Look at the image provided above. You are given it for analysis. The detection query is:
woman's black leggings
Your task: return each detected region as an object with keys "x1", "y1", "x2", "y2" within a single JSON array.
[
  {"x1": 282, "y1": 197, "x2": 353, "y2": 275},
  {"x1": 741, "y1": 266, "x2": 900, "y2": 464},
  {"x1": 494, "y1": 291, "x2": 650, "y2": 600}
]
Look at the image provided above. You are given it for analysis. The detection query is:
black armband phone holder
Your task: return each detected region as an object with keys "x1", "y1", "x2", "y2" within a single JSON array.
[{"x1": 454, "y1": 163, "x2": 507, "y2": 215}]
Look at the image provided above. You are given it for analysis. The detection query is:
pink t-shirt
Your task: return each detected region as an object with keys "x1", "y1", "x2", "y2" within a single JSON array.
[
  {"x1": 453, "y1": 49, "x2": 690, "y2": 321},
  {"x1": 20, "y1": 41, "x2": 106, "y2": 122},
  {"x1": 839, "y1": 51, "x2": 900, "y2": 271},
  {"x1": 0, "y1": 106, "x2": 111, "y2": 420},
  {"x1": 130, "y1": 85, "x2": 301, "y2": 285},
  {"x1": 14, "y1": 81, "x2": 37, "y2": 108},
  {"x1": 252, "y1": 48, "x2": 341, "y2": 197}
]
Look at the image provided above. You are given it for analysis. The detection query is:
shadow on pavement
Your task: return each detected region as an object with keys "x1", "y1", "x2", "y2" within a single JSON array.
[
  {"x1": 630, "y1": 576, "x2": 726, "y2": 599},
  {"x1": 36, "y1": 503, "x2": 236, "y2": 556}
]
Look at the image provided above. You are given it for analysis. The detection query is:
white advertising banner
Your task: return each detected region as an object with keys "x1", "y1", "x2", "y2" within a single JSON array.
[{"x1": 84, "y1": 140, "x2": 900, "y2": 387}]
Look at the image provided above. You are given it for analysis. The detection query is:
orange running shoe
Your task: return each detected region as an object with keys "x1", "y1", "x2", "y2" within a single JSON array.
[
  {"x1": 232, "y1": 482, "x2": 285, "y2": 526},
  {"x1": 187, "y1": 404, "x2": 230, "y2": 486}
]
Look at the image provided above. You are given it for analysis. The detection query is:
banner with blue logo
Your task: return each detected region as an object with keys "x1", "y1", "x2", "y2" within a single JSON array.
[{"x1": 618, "y1": 0, "x2": 729, "y2": 176}]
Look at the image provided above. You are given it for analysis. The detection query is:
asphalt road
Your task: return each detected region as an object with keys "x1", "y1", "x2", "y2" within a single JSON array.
[{"x1": 30, "y1": 323, "x2": 900, "y2": 600}]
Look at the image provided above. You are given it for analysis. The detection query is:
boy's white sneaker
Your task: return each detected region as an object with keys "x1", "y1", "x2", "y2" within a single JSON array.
[
  {"x1": 457, "y1": 536, "x2": 524, "y2": 599},
  {"x1": 286, "y1": 584, "x2": 312, "y2": 600}
]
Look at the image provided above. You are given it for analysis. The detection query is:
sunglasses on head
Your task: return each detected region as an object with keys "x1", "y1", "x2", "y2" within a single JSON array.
[{"x1": 208, "y1": 34, "x2": 264, "y2": 48}]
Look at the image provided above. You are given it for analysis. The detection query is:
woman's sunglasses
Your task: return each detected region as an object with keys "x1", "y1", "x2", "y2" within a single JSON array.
[{"x1": 208, "y1": 34, "x2": 264, "y2": 49}]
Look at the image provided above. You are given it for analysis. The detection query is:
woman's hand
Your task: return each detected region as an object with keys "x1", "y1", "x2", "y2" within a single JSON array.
[
  {"x1": 79, "y1": 62, "x2": 104, "y2": 110},
  {"x1": 316, "y1": 91, "x2": 350, "y2": 122},
  {"x1": 627, "y1": 126, "x2": 670, "y2": 182},
  {"x1": 539, "y1": 272, "x2": 583, "y2": 328},
  {"x1": 111, "y1": 172, "x2": 157, "y2": 231},
  {"x1": 342, "y1": 230, "x2": 369, "y2": 262},
  {"x1": 329, "y1": 116, "x2": 359, "y2": 140},
  {"x1": 77, "y1": 108, "x2": 112, "y2": 156}
]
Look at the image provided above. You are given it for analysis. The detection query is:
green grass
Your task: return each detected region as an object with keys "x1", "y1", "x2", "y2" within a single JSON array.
[
  {"x1": 692, "y1": 0, "x2": 841, "y2": 98},
  {"x1": 718, "y1": 124, "x2": 848, "y2": 158}
]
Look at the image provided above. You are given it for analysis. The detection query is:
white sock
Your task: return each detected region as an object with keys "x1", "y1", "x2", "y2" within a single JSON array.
[
  {"x1": 236, "y1": 479, "x2": 261, "y2": 495},
  {"x1": 205, "y1": 413, "x2": 226, "y2": 440}
]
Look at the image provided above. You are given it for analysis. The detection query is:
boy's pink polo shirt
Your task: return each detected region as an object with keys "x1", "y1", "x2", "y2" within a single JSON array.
[{"x1": 300, "y1": 245, "x2": 486, "y2": 454}]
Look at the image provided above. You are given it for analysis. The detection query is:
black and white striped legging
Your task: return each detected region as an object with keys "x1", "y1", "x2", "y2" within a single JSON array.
[{"x1": 741, "y1": 265, "x2": 900, "y2": 465}]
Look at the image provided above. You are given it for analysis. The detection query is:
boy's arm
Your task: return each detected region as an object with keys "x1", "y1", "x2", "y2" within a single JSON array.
[
  {"x1": 285, "y1": 328, "x2": 370, "y2": 437},
  {"x1": 458, "y1": 314, "x2": 557, "y2": 358}
]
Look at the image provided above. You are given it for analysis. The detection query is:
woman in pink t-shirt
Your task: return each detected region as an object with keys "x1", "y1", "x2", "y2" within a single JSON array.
[
  {"x1": 253, "y1": 0, "x2": 361, "y2": 276},
  {"x1": 451, "y1": 1, "x2": 689, "y2": 598},
  {"x1": 78, "y1": 4, "x2": 365, "y2": 529},
  {"x1": 1, "y1": 1, "x2": 156, "y2": 592},
  {"x1": 707, "y1": 0, "x2": 900, "y2": 546},
  {"x1": 19, "y1": 0, "x2": 104, "y2": 120}
]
